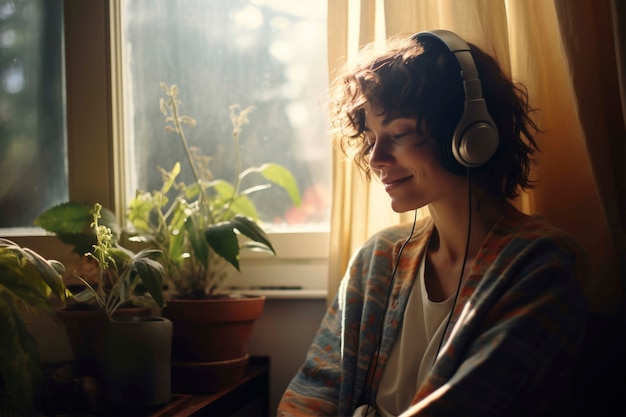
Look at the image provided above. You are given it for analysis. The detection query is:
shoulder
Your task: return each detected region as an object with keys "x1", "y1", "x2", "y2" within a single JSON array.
[
  {"x1": 480, "y1": 204, "x2": 588, "y2": 278},
  {"x1": 489, "y1": 204, "x2": 582, "y2": 253}
]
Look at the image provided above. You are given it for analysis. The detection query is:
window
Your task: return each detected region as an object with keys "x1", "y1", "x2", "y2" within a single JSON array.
[
  {"x1": 118, "y1": 1, "x2": 330, "y2": 294},
  {"x1": 0, "y1": 0, "x2": 67, "y2": 231},
  {"x1": 120, "y1": 0, "x2": 330, "y2": 230},
  {"x1": 2, "y1": 1, "x2": 330, "y2": 295}
]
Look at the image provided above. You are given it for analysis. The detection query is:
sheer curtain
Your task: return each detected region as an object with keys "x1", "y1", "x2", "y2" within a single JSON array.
[{"x1": 326, "y1": 0, "x2": 625, "y2": 316}]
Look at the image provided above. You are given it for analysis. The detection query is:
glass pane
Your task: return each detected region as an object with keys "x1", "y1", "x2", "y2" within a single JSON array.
[
  {"x1": 0, "y1": 0, "x2": 67, "y2": 230},
  {"x1": 121, "y1": 0, "x2": 330, "y2": 230}
]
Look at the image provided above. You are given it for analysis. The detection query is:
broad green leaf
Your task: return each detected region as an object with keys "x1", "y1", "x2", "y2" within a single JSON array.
[
  {"x1": 34, "y1": 202, "x2": 120, "y2": 254},
  {"x1": 210, "y1": 179, "x2": 236, "y2": 199},
  {"x1": 210, "y1": 180, "x2": 259, "y2": 220},
  {"x1": 204, "y1": 224, "x2": 240, "y2": 271},
  {"x1": 132, "y1": 251, "x2": 165, "y2": 307},
  {"x1": 230, "y1": 215, "x2": 276, "y2": 254},
  {"x1": 22, "y1": 248, "x2": 66, "y2": 303},
  {"x1": 34, "y1": 202, "x2": 93, "y2": 234},
  {"x1": 248, "y1": 163, "x2": 301, "y2": 207},
  {"x1": 107, "y1": 246, "x2": 134, "y2": 270},
  {"x1": 0, "y1": 259, "x2": 55, "y2": 314},
  {"x1": 225, "y1": 195, "x2": 259, "y2": 220}
]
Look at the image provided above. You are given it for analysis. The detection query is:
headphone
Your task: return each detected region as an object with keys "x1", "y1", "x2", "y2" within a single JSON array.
[{"x1": 412, "y1": 30, "x2": 499, "y2": 171}]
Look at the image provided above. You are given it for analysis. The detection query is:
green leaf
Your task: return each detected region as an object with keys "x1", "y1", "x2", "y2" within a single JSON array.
[
  {"x1": 70, "y1": 288, "x2": 97, "y2": 304},
  {"x1": 108, "y1": 246, "x2": 134, "y2": 270},
  {"x1": 226, "y1": 195, "x2": 259, "y2": 220},
  {"x1": 0, "y1": 240, "x2": 67, "y2": 314},
  {"x1": 0, "y1": 253, "x2": 56, "y2": 314},
  {"x1": 167, "y1": 201, "x2": 192, "y2": 265},
  {"x1": 251, "y1": 163, "x2": 302, "y2": 207},
  {"x1": 34, "y1": 202, "x2": 120, "y2": 254},
  {"x1": 34, "y1": 202, "x2": 93, "y2": 234},
  {"x1": 22, "y1": 247, "x2": 67, "y2": 303},
  {"x1": 161, "y1": 162, "x2": 181, "y2": 194},
  {"x1": 210, "y1": 180, "x2": 259, "y2": 220},
  {"x1": 132, "y1": 250, "x2": 165, "y2": 307},
  {"x1": 184, "y1": 182, "x2": 202, "y2": 200},
  {"x1": 169, "y1": 200, "x2": 190, "y2": 232},
  {"x1": 128, "y1": 192, "x2": 156, "y2": 233},
  {"x1": 230, "y1": 215, "x2": 276, "y2": 254},
  {"x1": 185, "y1": 215, "x2": 209, "y2": 267},
  {"x1": 204, "y1": 223, "x2": 241, "y2": 271},
  {"x1": 209, "y1": 179, "x2": 235, "y2": 196},
  {"x1": 0, "y1": 292, "x2": 41, "y2": 415},
  {"x1": 243, "y1": 241, "x2": 278, "y2": 254}
]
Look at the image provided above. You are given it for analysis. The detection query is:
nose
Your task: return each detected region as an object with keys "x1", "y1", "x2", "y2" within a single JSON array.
[{"x1": 368, "y1": 138, "x2": 394, "y2": 170}]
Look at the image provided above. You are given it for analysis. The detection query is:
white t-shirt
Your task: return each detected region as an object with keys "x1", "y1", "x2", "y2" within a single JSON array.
[{"x1": 375, "y1": 253, "x2": 455, "y2": 417}]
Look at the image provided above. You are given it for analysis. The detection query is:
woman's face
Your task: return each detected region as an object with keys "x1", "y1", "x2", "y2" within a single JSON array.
[{"x1": 364, "y1": 106, "x2": 466, "y2": 213}]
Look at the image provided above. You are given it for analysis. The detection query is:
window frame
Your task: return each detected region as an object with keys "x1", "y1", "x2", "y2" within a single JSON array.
[{"x1": 8, "y1": 0, "x2": 329, "y2": 297}]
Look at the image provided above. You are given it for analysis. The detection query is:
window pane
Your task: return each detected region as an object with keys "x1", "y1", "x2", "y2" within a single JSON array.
[
  {"x1": 0, "y1": 0, "x2": 67, "y2": 229},
  {"x1": 121, "y1": 0, "x2": 330, "y2": 230}
]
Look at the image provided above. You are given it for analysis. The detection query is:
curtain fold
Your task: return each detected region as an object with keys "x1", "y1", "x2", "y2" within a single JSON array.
[
  {"x1": 326, "y1": 0, "x2": 625, "y2": 314},
  {"x1": 552, "y1": 0, "x2": 625, "y2": 314}
]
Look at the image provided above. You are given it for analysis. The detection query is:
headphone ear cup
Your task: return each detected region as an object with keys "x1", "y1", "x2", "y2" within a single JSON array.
[
  {"x1": 453, "y1": 122, "x2": 499, "y2": 167},
  {"x1": 452, "y1": 99, "x2": 499, "y2": 168}
]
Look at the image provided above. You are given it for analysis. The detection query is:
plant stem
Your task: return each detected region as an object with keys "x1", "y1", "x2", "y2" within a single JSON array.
[{"x1": 166, "y1": 86, "x2": 215, "y2": 224}]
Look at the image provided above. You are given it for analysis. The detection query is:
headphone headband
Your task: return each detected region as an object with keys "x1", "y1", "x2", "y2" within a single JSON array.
[{"x1": 412, "y1": 30, "x2": 499, "y2": 170}]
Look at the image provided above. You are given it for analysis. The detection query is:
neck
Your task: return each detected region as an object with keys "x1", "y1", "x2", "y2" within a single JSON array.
[{"x1": 428, "y1": 192, "x2": 505, "y2": 263}]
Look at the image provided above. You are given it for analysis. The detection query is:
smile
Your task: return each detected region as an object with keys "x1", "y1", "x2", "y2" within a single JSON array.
[{"x1": 383, "y1": 176, "x2": 412, "y2": 192}]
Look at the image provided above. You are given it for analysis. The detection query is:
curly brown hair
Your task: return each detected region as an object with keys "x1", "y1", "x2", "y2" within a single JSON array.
[{"x1": 329, "y1": 35, "x2": 540, "y2": 199}]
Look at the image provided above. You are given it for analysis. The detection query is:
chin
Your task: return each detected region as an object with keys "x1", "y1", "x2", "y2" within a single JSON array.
[{"x1": 390, "y1": 200, "x2": 421, "y2": 213}]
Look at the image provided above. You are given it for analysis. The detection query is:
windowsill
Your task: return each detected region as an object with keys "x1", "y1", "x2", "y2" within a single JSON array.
[{"x1": 227, "y1": 287, "x2": 327, "y2": 300}]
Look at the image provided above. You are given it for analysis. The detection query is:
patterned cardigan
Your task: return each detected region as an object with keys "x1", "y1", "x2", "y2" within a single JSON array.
[{"x1": 278, "y1": 204, "x2": 589, "y2": 417}]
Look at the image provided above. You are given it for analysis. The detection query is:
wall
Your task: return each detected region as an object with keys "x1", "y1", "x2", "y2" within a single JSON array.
[{"x1": 247, "y1": 297, "x2": 328, "y2": 415}]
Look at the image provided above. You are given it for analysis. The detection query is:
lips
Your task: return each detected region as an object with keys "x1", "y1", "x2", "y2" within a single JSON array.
[{"x1": 382, "y1": 176, "x2": 412, "y2": 192}]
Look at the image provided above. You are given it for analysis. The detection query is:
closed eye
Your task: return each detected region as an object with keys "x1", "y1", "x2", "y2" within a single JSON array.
[{"x1": 392, "y1": 132, "x2": 412, "y2": 140}]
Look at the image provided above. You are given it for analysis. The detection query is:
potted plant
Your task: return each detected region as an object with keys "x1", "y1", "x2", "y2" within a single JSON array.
[
  {"x1": 63, "y1": 203, "x2": 170, "y2": 409},
  {"x1": 35, "y1": 202, "x2": 169, "y2": 401},
  {"x1": 126, "y1": 83, "x2": 301, "y2": 392},
  {"x1": 0, "y1": 238, "x2": 68, "y2": 415}
]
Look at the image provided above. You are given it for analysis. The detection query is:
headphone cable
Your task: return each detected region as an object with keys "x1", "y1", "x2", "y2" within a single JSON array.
[
  {"x1": 432, "y1": 167, "x2": 472, "y2": 366},
  {"x1": 364, "y1": 208, "x2": 418, "y2": 416}
]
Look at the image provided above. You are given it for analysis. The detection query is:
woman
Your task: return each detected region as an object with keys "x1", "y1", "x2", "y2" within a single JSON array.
[{"x1": 278, "y1": 30, "x2": 588, "y2": 417}]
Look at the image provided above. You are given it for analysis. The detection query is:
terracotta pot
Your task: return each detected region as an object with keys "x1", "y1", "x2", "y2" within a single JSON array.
[
  {"x1": 163, "y1": 294, "x2": 265, "y2": 393},
  {"x1": 163, "y1": 295, "x2": 265, "y2": 362}
]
